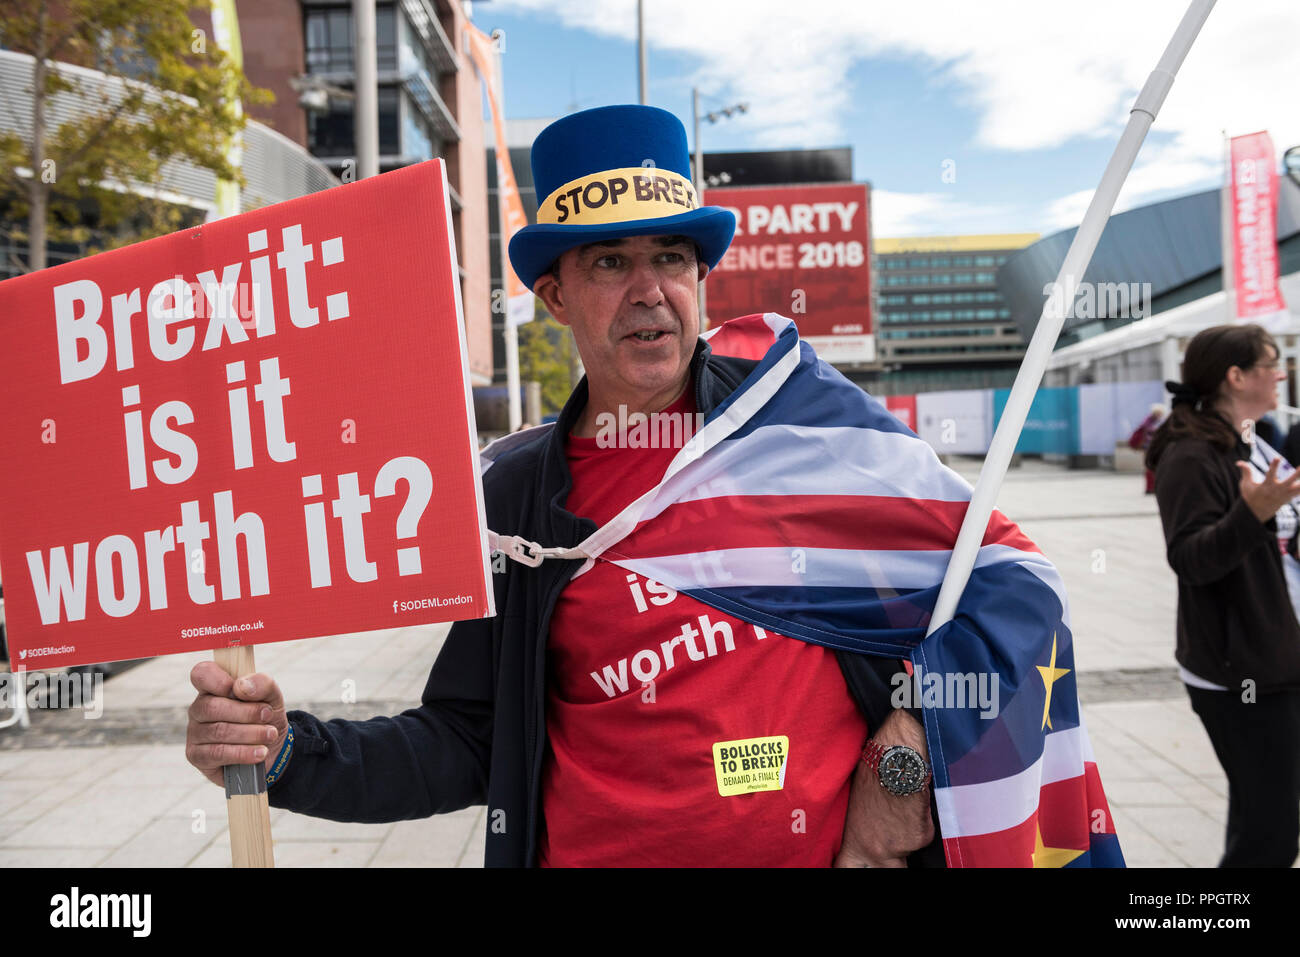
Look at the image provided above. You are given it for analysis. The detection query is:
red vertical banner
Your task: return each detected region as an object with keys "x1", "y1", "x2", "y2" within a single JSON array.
[
  {"x1": 467, "y1": 25, "x2": 533, "y2": 329},
  {"x1": 884, "y1": 394, "x2": 917, "y2": 432},
  {"x1": 1230, "y1": 131, "x2": 1287, "y2": 322},
  {"x1": 0, "y1": 161, "x2": 494, "y2": 671}
]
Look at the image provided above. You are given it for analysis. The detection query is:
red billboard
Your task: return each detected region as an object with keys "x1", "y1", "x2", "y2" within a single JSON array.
[
  {"x1": 0, "y1": 161, "x2": 494, "y2": 670},
  {"x1": 885, "y1": 394, "x2": 917, "y2": 432},
  {"x1": 703, "y1": 182, "x2": 873, "y2": 362}
]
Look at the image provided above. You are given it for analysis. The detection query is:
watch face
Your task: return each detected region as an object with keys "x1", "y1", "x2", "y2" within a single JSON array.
[{"x1": 878, "y1": 746, "x2": 928, "y2": 796}]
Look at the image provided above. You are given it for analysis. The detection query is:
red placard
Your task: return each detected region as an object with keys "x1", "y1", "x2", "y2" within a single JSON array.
[
  {"x1": 0, "y1": 160, "x2": 493, "y2": 670},
  {"x1": 704, "y1": 183, "x2": 873, "y2": 361},
  {"x1": 1229, "y1": 131, "x2": 1287, "y2": 321}
]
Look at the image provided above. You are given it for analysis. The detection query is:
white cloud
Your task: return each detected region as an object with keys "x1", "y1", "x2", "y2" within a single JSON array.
[
  {"x1": 497, "y1": 1, "x2": 1296, "y2": 148},
  {"x1": 495, "y1": 0, "x2": 1300, "y2": 232},
  {"x1": 870, "y1": 190, "x2": 1012, "y2": 237},
  {"x1": 1042, "y1": 140, "x2": 1222, "y2": 232},
  {"x1": 1042, "y1": 188, "x2": 1095, "y2": 234}
]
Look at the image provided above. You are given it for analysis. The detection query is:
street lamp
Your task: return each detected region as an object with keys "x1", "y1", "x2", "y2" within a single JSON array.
[
  {"x1": 691, "y1": 91, "x2": 747, "y2": 328},
  {"x1": 691, "y1": 93, "x2": 748, "y2": 196},
  {"x1": 637, "y1": 0, "x2": 647, "y2": 104},
  {"x1": 289, "y1": 75, "x2": 355, "y2": 113},
  {"x1": 1285, "y1": 145, "x2": 1300, "y2": 189}
]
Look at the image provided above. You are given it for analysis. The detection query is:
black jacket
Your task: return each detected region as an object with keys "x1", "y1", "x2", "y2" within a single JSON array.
[
  {"x1": 1154, "y1": 435, "x2": 1300, "y2": 692},
  {"x1": 268, "y1": 338, "x2": 939, "y2": 865}
]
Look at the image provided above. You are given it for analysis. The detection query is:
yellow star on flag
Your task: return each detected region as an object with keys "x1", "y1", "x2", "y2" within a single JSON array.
[
  {"x1": 1032, "y1": 824, "x2": 1085, "y2": 868},
  {"x1": 1037, "y1": 631, "x2": 1070, "y2": 731}
]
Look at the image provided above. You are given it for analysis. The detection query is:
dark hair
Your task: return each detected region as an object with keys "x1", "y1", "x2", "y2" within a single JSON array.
[{"x1": 1145, "y1": 323, "x2": 1277, "y2": 470}]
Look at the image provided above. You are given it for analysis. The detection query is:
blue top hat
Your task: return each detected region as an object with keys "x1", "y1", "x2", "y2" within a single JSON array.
[{"x1": 507, "y1": 104, "x2": 736, "y2": 289}]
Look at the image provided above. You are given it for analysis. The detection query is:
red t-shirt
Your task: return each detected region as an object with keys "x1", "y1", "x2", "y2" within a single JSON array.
[{"x1": 538, "y1": 387, "x2": 869, "y2": 866}]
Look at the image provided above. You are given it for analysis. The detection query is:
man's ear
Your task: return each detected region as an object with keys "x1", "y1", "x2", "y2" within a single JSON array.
[
  {"x1": 697, "y1": 262, "x2": 709, "y2": 283},
  {"x1": 534, "y1": 271, "x2": 569, "y2": 326}
]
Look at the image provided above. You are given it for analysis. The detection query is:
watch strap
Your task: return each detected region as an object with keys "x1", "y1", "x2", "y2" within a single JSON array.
[{"x1": 861, "y1": 738, "x2": 887, "y2": 773}]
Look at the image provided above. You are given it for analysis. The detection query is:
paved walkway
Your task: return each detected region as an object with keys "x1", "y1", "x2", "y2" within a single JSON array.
[{"x1": 0, "y1": 460, "x2": 1240, "y2": 867}]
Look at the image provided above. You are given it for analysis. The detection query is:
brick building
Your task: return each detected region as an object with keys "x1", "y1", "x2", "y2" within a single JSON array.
[{"x1": 197, "y1": 0, "x2": 493, "y2": 383}]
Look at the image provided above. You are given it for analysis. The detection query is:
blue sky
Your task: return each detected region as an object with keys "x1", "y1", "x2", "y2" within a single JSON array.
[{"x1": 473, "y1": 0, "x2": 1299, "y2": 239}]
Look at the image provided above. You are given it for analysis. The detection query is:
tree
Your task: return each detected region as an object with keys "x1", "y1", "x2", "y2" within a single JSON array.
[
  {"x1": 0, "y1": 0, "x2": 272, "y2": 271},
  {"x1": 519, "y1": 300, "x2": 581, "y2": 415}
]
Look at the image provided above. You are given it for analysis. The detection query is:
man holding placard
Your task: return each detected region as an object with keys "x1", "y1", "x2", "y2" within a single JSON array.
[
  {"x1": 0, "y1": 154, "x2": 499, "y2": 867},
  {"x1": 186, "y1": 106, "x2": 1118, "y2": 868}
]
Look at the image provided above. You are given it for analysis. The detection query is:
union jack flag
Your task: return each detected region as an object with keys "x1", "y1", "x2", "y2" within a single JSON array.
[{"x1": 490, "y1": 313, "x2": 1123, "y2": 867}]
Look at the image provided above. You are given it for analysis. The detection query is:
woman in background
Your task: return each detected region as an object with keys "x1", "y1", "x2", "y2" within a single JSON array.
[
  {"x1": 1146, "y1": 323, "x2": 1300, "y2": 867},
  {"x1": 1128, "y1": 402, "x2": 1167, "y2": 494}
]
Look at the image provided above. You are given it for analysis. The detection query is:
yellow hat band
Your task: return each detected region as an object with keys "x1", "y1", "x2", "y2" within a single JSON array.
[{"x1": 536, "y1": 167, "x2": 699, "y2": 227}]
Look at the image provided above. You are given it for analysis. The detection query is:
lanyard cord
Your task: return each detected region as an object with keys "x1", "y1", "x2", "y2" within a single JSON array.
[{"x1": 1247, "y1": 442, "x2": 1300, "y2": 536}]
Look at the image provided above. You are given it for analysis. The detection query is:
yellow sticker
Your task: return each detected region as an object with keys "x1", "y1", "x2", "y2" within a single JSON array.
[{"x1": 712, "y1": 736, "x2": 789, "y2": 796}]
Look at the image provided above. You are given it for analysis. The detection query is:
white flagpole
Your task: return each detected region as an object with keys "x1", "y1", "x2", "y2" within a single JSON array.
[
  {"x1": 1220, "y1": 129, "x2": 1236, "y2": 322},
  {"x1": 926, "y1": 0, "x2": 1218, "y2": 637}
]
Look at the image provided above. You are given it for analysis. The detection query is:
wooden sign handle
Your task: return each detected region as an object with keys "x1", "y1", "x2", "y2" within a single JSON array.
[{"x1": 213, "y1": 645, "x2": 276, "y2": 868}]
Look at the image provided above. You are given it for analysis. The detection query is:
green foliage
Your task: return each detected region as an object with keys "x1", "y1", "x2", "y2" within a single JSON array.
[
  {"x1": 518, "y1": 302, "x2": 579, "y2": 415},
  {"x1": 0, "y1": 0, "x2": 274, "y2": 265}
]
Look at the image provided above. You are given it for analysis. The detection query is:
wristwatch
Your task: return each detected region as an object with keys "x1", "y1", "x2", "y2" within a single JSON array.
[{"x1": 861, "y1": 739, "x2": 931, "y2": 796}]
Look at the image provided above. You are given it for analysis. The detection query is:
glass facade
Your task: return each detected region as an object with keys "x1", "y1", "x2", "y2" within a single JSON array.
[
  {"x1": 307, "y1": 86, "x2": 401, "y2": 158},
  {"x1": 867, "y1": 241, "x2": 1029, "y2": 394},
  {"x1": 878, "y1": 254, "x2": 1010, "y2": 270},
  {"x1": 304, "y1": 4, "x2": 398, "y2": 73},
  {"x1": 881, "y1": 270, "x2": 998, "y2": 285},
  {"x1": 302, "y1": 2, "x2": 442, "y2": 165}
]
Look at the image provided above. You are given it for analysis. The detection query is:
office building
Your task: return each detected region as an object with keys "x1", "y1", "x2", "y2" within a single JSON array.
[
  {"x1": 229, "y1": 0, "x2": 491, "y2": 384},
  {"x1": 866, "y1": 234, "x2": 1036, "y2": 395}
]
